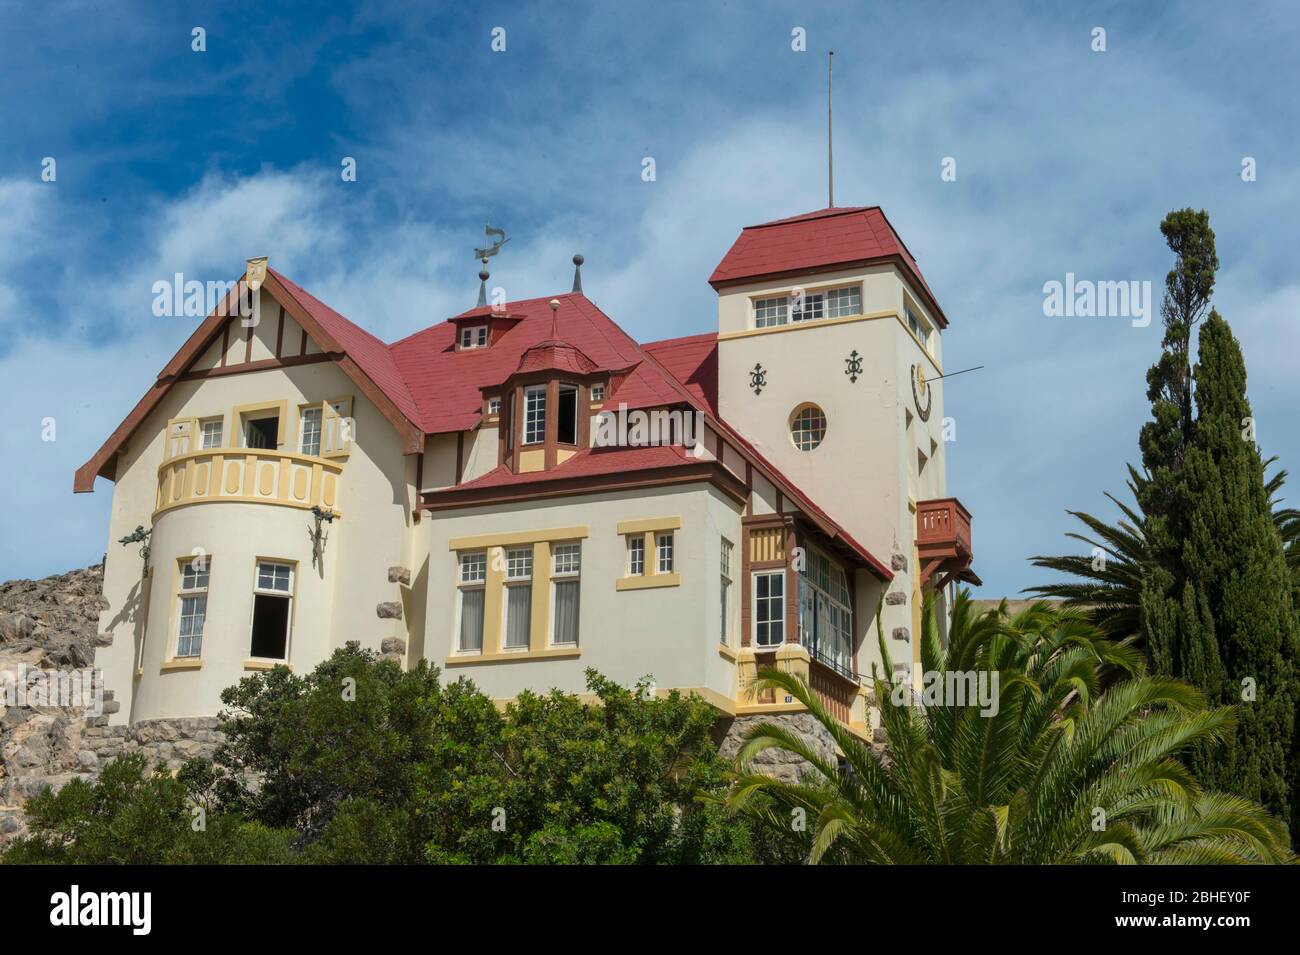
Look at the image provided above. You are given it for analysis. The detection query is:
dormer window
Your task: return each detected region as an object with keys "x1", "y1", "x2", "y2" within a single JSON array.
[
  {"x1": 487, "y1": 397, "x2": 501, "y2": 416},
  {"x1": 460, "y1": 325, "x2": 488, "y2": 349},
  {"x1": 591, "y1": 383, "x2": 605, "y2": 402}
]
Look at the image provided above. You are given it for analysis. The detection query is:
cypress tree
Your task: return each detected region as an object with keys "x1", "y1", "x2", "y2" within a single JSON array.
[
  {"x1": 1137, "y1": 210, "x2": 1226, "y2": 698},
  {"x1": 1180, "y1": 311, "x2": 1298, "y2": 832}
]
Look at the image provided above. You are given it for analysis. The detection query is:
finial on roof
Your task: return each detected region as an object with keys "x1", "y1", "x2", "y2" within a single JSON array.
[
  {"x1": 474, "y1": 224, "x2": 509, "y2": 308},
  {"x1": 477, "y1": 269, "x2": 490, "y2": 308},
  {"x1": 548, "y1": 298, "x2": 561, "y2": 338},
  {"x1": 571, "y1": 254, "x2": 584, "y2": 293}
]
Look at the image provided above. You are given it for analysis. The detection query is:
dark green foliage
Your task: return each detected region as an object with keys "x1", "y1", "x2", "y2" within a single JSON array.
[
  {"x1": 7, "y1": 645, "x2": 772, "y2": 864},
  {"x1": 0, "y1": 755, "x2": 296, "y2": 864},
  {"x1": 728, "y1": 596, "x2": 1293, "y2": 864},
  {"x1": 1177, "y1": 312, "x2": 1298, "y2": 825},
  {"x1": 1030, "y1": 209, "x2": 1300, "y2": 844}
]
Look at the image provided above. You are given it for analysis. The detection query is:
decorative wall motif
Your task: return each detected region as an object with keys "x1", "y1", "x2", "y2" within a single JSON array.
[
  {"x1": 749, "y1": 362, "x2": 767, "y2": 396},
  {"x1": 844, "y1": 349, "x2": 863, "y2": 383}
]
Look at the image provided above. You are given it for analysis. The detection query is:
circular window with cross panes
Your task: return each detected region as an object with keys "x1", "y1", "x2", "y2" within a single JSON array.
[{"x1": 789, "y1": 403, "x2": 827, "y2": 451}]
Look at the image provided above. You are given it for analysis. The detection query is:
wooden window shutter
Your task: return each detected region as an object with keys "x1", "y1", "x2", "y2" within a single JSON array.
[
  {"x1": 322, "y1": 397, "x2": 354, "y2": 458},
  {"x1": 165, "y1": 417, "x2": 196, "y2": 460}
]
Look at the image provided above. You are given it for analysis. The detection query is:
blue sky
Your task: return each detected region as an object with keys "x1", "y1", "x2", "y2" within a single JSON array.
[{"x1": 2, "y1": 0, "x2": 1299, "y2": 595}]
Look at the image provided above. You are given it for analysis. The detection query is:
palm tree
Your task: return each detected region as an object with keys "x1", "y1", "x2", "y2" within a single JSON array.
[
  {"x1": 725, "y1": 594, "x2": 1293, "y2": 864},
  {"x1": 1027, "y1": 461, "x2": 1300, "y2": 640}
]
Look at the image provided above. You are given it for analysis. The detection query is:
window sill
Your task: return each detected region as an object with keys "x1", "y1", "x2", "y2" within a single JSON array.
[
  {"x1": 244, "y1": 658, "x2": 291, "y2": 671},
  {"x1": 159, "y1": 659, "x2": 202, "y2": 672},
  {"x1": 616, "y1": 573, "x2": 680, "y2": 591},
  {"x1": 444, "y1": 647, "x2": 582, "y2": 666},
  {"x1": 718, "y1": 644, "x2": 739, "y2": 662}
]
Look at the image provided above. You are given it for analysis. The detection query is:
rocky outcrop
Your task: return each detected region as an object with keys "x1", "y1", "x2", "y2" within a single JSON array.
[
  {"x1": 716, "y1": 712, "x2": 841, "y2": 785},
  {"x1": 0, "y1": 564, "x2": 225, "y2": 844}
]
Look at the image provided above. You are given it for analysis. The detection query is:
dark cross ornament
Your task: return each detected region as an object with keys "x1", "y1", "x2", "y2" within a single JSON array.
[
  {"x1": 844, "y1": 349, "x2": 863, "y2": 383},
  {"x1": 749, "y1": 363, "x2": 767, "y2": 396}
]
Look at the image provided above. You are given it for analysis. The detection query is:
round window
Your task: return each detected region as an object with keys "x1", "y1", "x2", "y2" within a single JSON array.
[{"x1": 790, "y1": 404, "x2": 827, "y2": 451}]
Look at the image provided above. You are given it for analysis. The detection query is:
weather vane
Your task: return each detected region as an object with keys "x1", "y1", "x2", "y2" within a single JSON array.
[
  {"x1": 475, "y1": 224, "x2": 509, "y2": 307},
  {"x1": 475, "y1": 224, "x2": 509, "y2": 265}
]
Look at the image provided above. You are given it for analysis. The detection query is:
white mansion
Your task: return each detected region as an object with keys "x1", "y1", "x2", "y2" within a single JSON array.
[{"x1": 77, "y1": 205, "x2": 977, "y2": 738}]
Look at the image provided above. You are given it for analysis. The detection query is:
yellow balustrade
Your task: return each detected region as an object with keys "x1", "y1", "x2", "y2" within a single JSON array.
[{"x1": 154, "y1": 449, "x2": 343, "y2": 518}]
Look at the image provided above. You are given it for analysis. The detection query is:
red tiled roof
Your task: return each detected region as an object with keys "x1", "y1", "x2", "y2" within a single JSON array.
[
  {"x1": 708, "y1": 206, "x2": 948, "y2": 328},
  {"x1": 513, "y1": 339, "x2": 599, "y2": 377},
  {"x1": 448, "y1": 444, "x2": 697, "y2": 491},
  {"x1": 642, "y1": 333, "x2": 719, "y2": 416},
  {"x1": 270, "y1": 269, "x2": 421, "y2": 424},
  {"x1": 390, "y1": 293, "x2": 677, "y2": 433}
]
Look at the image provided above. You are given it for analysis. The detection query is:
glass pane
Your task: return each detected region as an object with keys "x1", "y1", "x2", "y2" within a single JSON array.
[
  {"x1": 553, "y1": 580, "x2": 580, "y2": 645},
  {"x1": 505, "y1": 585, "x2": 531, "y2": 648},
  {"x1": 459, "y1": 588, "x2": 484, "y2": 651}
]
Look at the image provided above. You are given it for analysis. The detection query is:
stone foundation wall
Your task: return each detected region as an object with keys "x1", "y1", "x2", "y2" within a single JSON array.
[
  {"x1": 715, "y1": 712, "x2": 841, "y2": 784},
  {"x1": 0, "y1": 699, "x2": 224, "y2": 844}
]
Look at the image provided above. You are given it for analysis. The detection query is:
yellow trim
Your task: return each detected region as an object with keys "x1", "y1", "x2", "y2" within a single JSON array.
[
  {"x1": 719, "y1": 308, "x2": 944, "y2": 376},
  {"x1": 244, "y1": 659, "x2": 291, "y2": 671},
  {"x1": 488, "y1": 685, "x2": 736, "y2": 716},
  {"x1": 528, "y1": 540, "x2": 551, "y2": 652},
  {"x1": 483, "y1": 548, "x2": 505, "y2": 653},
  {"x1": 718, "y1": 644, "x2": 739, "y2": 662},
  {"x1": 519, "y1": 448, "x2": 545, "y2": 472},
  {"x1": 154, "y1": 449, "x2": 343, "y2": 519},
  {"x1": 616, "y1": 516, "x2": 682, "y2": 535},
  {"x1": 719, "y1": 308, "x2": 896, "y2": 340},
  {"x1": 616, "y1": 573, "x2": 681, "y2": 591},
  {"x1": 445, "y1": 647, "x2": 582, "y2": 666},
  {"x1": 232, "y1": 399, "x2": 289, "y2": 446},
  {"x1": 449, "y1": 527, "x2": 589, "y2": 550},
  {"x1": 159, "y1": 658, "x2": 202, "y2": 672}
]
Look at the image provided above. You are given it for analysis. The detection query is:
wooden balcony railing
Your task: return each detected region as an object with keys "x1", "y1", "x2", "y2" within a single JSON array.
[
  {"x1": 808, "y1": 664, "x2": 856, "y2": 725},
  {"x1": 916, "y1": 496, "x2": 975, "y2": 586},
  {"x1": 916, "y1": 497, "x2": 972, "y2": 557},
  {"x1": 155, "y1": 449, "x2": 343, "y2": 519}
]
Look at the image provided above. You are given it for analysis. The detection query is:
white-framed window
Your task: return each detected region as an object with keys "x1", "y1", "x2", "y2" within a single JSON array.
[
  {"x1": 798, "y1": 547, "x2": 854, "y2": 678},
  {"x1": 523, "y1": 385, "x2": 546, "y2": 444},
  {"x1": 720, "y1": 539, "x2": 733, "y2": 644},
  {"x1": 906, "y1": 300, "x2": 931, "y2": 349},
  {"x1": 627, "y1": 535, "x2": 645, "y2": 576},
  {"x1": 551, "y1": 542, "x2": 581, "y2": 646},
  {"x1": 175, "y1": 559, "x2": 210, "y2": 658},
  {"x1": 460, "y1": 325, "x2": 488, "y2": 349},
  {"x1": 754, "y1": 296, "x2": 789, "y2": 328},
  {"x1": 250, "y1": 560, "x2": 293, "y2": 660},
  {"x1": 590, "y1": 383, "x2": 605, "y2": 402},
  {"x1": 487, "y1": 397, "x2": 501, "y2": 416},
  {"x1": 503, "y1": 547, "x2": 533, "y2": 649},
  {"x1": 456, "y1": 551, "x2": 487, "y2": 653},
  {"x1": 656, "y1": 532, "x2": 674, "y2": 574},
  {"x1": 753, "y1": 570, "x2": 785, "y2": 648},
  {"x1": 299, "y1": 406, "x2": 322, "y2": 457},
  {"x1": 792, "y1": 291, "x2": 824, "y2": 322},
  {"x1": 826, "y1": 285, "x2": 861, "y2": 318},
  {"x1": 199, "y1": 418, "x2": 223, "y2": 450}
]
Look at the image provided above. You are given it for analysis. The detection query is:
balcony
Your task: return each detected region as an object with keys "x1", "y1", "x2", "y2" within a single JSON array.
[
  {"x1": 154, "y1": 449, "x2": 343, "y2": 519},
  {"x1": 915, "y1": 497, "x2": 979, "y2": 587}
]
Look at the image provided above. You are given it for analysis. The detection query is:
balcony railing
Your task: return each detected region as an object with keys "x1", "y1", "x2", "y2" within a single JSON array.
[
  {"x1": 916, "y1": 497, "x2": 972, "y2": 557},
  {"x1": 155, "y1": 449, "x2": 343, "y2": 518}
]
